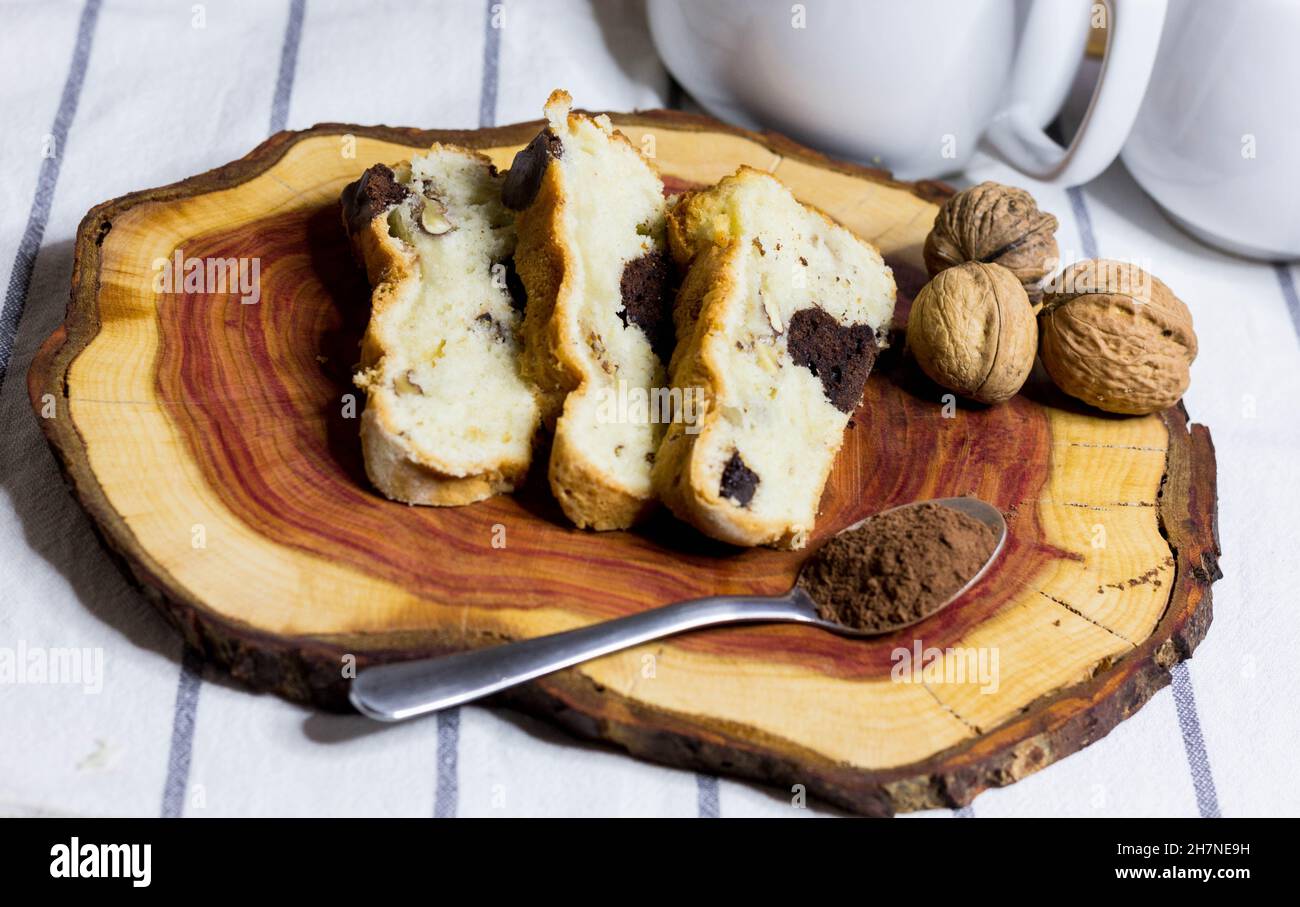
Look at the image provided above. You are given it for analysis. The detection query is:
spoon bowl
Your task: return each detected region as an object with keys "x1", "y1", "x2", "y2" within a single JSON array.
[
  {"x1": 350, "y1": 497, "x2": 1008, "y2": 722},
  {"x1": 793, "y1": 495, "x2": 1008, "y2": 637}
]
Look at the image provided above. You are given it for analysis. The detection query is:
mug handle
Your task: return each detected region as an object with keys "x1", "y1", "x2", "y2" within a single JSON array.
[{"x1": 984, "y1": 0, "x2": 1167, "y2": 186}]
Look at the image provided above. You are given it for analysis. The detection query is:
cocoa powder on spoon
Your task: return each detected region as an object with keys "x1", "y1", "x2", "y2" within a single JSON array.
[{"x1": 798, "y1": 502, "x2": 998, "y2": 633}]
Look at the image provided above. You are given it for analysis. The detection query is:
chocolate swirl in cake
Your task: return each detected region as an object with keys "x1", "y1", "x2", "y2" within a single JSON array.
[
  {"x1": 786, "y1": 307, "x2": 879, "y2": 413},
  {"x1": 502, "y1": 129, "x2": 563, "y2": 211},
  {"x1": 340, "y1": 164, "x2": 410, "y2": 236}
]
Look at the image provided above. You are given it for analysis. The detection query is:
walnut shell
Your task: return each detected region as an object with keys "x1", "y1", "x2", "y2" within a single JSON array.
[
  {"x1": 1039, "y1": 259, "x2": 1197, "y2": 415},
  {"x1": 924, "y1": 181, "x2": 1059, "y2": 299},
  {"x1": 907, "y1": 261, "x2": 1037, "y2": 404}
]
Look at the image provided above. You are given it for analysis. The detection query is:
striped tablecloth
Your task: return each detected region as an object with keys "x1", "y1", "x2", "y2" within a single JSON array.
[{"x1": 2, "y1": 0, "x2": 1294, "y2": 818}]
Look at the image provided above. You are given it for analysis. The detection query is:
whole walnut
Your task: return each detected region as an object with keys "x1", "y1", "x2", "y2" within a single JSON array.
[
  {"x1": 924, "y1": 181, "x2": 1059, "y2": 299},
  {"x1": 1039, "y1": 259, "x2": 1197, "y2": 415},
  {"x1": 908, "y1": 261, "x2": 1037, "y2": 404}
]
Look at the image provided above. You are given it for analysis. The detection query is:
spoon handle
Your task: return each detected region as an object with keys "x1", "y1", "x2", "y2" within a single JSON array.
[{"x1": 349, "y1": 594, "x2": 808, "y2": 721}]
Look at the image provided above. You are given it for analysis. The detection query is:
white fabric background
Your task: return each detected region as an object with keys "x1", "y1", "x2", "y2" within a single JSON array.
[{"x1": 0, "y1": 0, "x2": 1294, "y2": 818}]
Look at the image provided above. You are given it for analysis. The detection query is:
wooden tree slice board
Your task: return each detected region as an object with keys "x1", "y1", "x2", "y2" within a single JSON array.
[{"x1": 29, "y1": 111, "x2": 1221, "y2": 816}]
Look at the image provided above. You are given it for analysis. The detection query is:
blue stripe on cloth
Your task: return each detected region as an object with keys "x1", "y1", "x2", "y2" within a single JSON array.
[
  {"x1": 1274, "y1": 263, "x2": 1300, "y2": 346},
  {"x1": 160, "y1": 648, "x2": 204, "y2": 817},
  {"x1": 696, "y1": 774, "x2": 720, "y2": 817},
  {"x1": 1066, "y1": 186, "x2": 1099, "y2": 261},
  {"x1": 479, "y1": 0, "x2": 502, "y2": 129},
  {"x1": 0, "y1": 0, "x2": 102, "y2": 391},
  {"x1": 434, "y1": 709, "x2": 460, "y2": 817},
  {"x1": 1171, "y1": 662, "x2": 1222, "y2": 817},
  {"x1": 269, "y1": 0, "x2": 306, "y2": 133}
]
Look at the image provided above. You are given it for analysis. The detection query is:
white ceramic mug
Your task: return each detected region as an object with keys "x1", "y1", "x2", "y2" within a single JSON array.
[
  {"x1": 1120, "y1": 0, "x2": 1300, "y2": 260},
  {"x1": 648, "y1": 0, "x2": 1166, "y2": 184}
]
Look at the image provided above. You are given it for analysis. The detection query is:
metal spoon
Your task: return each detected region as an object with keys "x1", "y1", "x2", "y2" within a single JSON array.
[{"x1": 349, "y1": 497, "x2": 1006, "y2": 722}]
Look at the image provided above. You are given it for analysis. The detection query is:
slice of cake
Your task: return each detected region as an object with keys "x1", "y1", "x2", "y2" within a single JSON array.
[
  {"x1": 503, "y1": 90, "x2": 673, "y2": 530},
  {"x1": 652, "y1": 167, "x2": 896, "y2": 549},
  {"x1": 340, "y1": 145, "x2": 541, "y2": 505}
]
